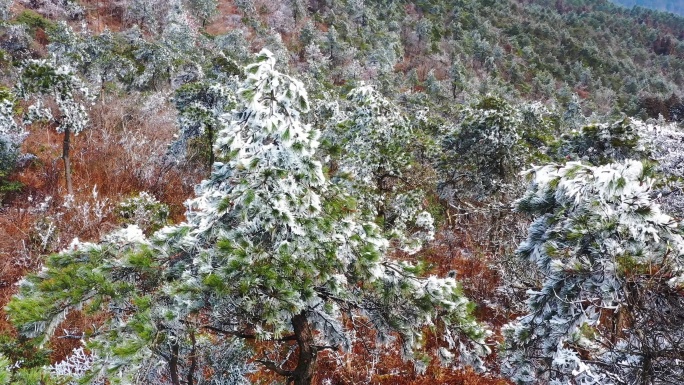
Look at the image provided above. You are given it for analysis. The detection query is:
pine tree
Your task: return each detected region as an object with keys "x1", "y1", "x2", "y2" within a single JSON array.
[
  {"x1": 18, "y1": 59, "x2": 91, "y2": 196},
  {"x1": 187, "y1": 0, "x2": 218, "y2": 27},
  {"x1": 8, "y1": 50, "x2": 488, "y2": 385},
  {"x1": 329, "y1": 84, "x2": 436, "y2": 254},
  {"x1": 125, "y1": 0, "x2": 165, "y2": 32},
  {"x1": 172, "y1": 80, "x2": 236, "y2": 167},
  {"x1": 501, "y1": 159, "x2": 684, "y2": 384},
  {"x1": 0, "y1": 89, "x2": 26, "y2": 197},
  {"x1": 439, "y1": 96, "x2": 529, "y2": 202},
  {"x1": 47, "y1": 23, "x2": 137, "y2": 93}
]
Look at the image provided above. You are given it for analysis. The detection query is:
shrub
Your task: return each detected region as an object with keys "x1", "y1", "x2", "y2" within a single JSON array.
[{"x1": 117, "y1": 191, "x2": 170, "y2": 234}]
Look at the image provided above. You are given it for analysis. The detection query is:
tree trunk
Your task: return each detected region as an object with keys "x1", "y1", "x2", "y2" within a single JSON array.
[
  {"x1": 291, "y1": 312, "x2": 317, "y2": 385},
  {"x1": 62, "y1": 126, "x2": 73, "y2": 196},
  {"x1": 208, "y1": 124, "x2": 215, "y2": 168},
  {"x1": 187, "y1": 329, "x2": 197, "y2": 385},
  {"x1": 169, "y1": 337, "x2": 181, "y2": 385}
]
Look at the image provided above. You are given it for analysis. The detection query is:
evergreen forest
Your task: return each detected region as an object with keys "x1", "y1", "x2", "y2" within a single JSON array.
[{"x1": 0, "y1": 0, "x2": 683, "y2": 384}]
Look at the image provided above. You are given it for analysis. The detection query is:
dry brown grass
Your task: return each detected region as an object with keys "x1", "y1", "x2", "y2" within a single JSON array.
[
  {"x1": 205, "y1": 0, "x2": 242, "y2": 36},
  {"x1": 0, "y1": 90, "x2": 204, "y2": 364}
]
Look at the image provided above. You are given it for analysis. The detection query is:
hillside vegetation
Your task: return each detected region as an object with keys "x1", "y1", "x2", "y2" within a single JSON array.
[{"x1": 0, "y1": 0, "x2": 683, "y2": 384}]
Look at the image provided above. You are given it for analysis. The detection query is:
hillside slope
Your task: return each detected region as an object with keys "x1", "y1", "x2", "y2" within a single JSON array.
[{"x1": 0, "y1": 0, "x2": 683, "y2": 384}]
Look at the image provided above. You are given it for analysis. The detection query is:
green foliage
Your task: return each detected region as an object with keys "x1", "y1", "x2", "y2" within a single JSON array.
[
  {"x1": 0, "y1": 335, "x2": 50, "y2": 373},
  {"x1": 439, "y1": 96, "x2": 551, "y2": 200},
  {"x1": 554, "y1": 118, "x2": 645, "y2": 164},
  {"x1": 13, "y1": 10, "x2": 55, "y2": 35},
  {"x1": 209, "y1": 55, "x2": 243, "y2": 79},
  {"x1": 0, "y1": 337, "x2": 58, "y2": 385},
  {"x1": 6, "y1": 367, "x2": 58, "y2": 385},
  {"x1": 117, "y1": 192, "x2": 170, "y2": 234}
]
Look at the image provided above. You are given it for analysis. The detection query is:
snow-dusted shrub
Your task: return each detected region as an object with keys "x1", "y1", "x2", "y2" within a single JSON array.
[
  {"x1": 117, "y1": 191, "x2": 169, "y2": 233},
  {"x1": 28, "y1": 187, "x2": 114, "y2": 252},
  {"x1": 61, "y1": 186, "x2": 113, "y2": 237},
  {"x1": 501, "y1": 159, "x2": 684, "y2": 385}
]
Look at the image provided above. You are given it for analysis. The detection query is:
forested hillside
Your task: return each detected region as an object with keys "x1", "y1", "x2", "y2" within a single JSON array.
[
  {"x1": 0, "y1": 0, "x2": 683, "y2": 384},
  {"x1": 611, "y1": 0, "x2": 684, "y2": 16}
]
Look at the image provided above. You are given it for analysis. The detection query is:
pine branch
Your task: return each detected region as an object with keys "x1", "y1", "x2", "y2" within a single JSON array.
[{"x1": 201, "y1": 325, "x2": 297, "y2": 341}]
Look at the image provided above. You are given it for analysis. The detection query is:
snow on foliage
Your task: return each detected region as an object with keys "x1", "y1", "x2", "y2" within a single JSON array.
[
  {"x1": 8, "y1": 49, "x2": 487, "y2": 384},
  {"x1": 329, "y1": 83, "x2": 435, "y2": 253},
  {"x1": 639, "y1": 120, "x2": 684, "y2": 218},
  {"x1": 117, "y1": 191, "x2": 170, "y2": 234},
  {"x1": 502, "y1": 159, "x2": 684, "y2": 384},
  {"x1": 170, "y1": 80, "x2": 237, "y2": 165},
  {"x1": 556, "y1": 117, "x2": 645, "y2": 165},
  {"x1": 48, "y1": 22, "x2": 137, "y2": 92},
  {"x1": 0, "y1": 92, "x2": 26, "y2": 173},
  {"x1": 439, "y1": 96, "x2": 545, "y2": 201},
  {"x1": 170, "y1": 51, "x2": 486, "y2": 373},
  {"x1": 19, "y1": 58, "x2": 91, "y2": 135}
]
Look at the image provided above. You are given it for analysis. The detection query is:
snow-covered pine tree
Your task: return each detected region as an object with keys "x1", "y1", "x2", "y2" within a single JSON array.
[
  {"x1": 439, "y1": 96, "x2": 528, "y2": 202},
  {"x1": 162, "y1": 49, "x2": 488, "y2": 384},
  {"x1": 8, "y1": 224, "x2": 254, "y2": 385},
  {"x1": 47, "y1": 23, "x2": 136, "y2": 93},
  {"x1": 8, "y1": 49, "x2": 489, "y2": 385},
  {"x1": 0, "y1": 89, "x2": 26, "y2": 196},
  {"x1": 439, "y1": 97, "x2": 555, "y2": 209},
  {"x1": 171, "y1": 80, "x2": 236, "y2": 167},
  {"x1": 18, "y1": 59, "x2": 91, "y2": 196},
  {"x1": 125, "y1": 1, "x2": 200, "y2": 90},
  {"x1": 501, "y1": 159, "x2": 684, "y2": 384},
  {"x1": 125, "y1": 0, "x2": 165, "y2": 32},
  {"x1": 329, "y1": 84, "x2": 435, "y2": 254}
]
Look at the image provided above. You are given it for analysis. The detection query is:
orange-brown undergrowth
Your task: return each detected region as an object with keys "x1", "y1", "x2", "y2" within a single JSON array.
[{"x1": 0, "y1": 92, "x2": 204, "y2": 364}]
